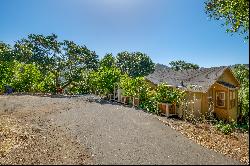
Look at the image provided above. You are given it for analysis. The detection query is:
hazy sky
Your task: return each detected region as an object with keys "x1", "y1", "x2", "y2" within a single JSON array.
[{"x1": 0, "y1": 0, "x2": 249, "y2": 67}]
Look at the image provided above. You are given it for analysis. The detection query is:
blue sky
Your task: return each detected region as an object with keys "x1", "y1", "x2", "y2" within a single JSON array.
[{"x1": 0, "y1": 0, "x2": 249, "y2": 67}]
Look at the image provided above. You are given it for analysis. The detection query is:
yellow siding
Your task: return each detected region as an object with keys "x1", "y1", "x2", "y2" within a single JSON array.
[
  {"x1": 228, "y1": 107, "x2": 237, "y2": 122},
  {"x1": 211, "y1": 83, "x2": 229, "y2": 120},
  {"x1": 218, "y1": 69, "x2": 239, "y2": 87},
  {"x1": 228, "y1": 90, "x2": 238, "y2": 122},
  {"x1": 201, "y1": 93, "x2": 208, "y2": 115}
]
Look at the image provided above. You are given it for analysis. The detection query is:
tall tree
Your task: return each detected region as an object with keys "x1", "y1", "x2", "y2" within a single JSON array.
[
  {"x1": 89, "y1": 66, "x2": 121, "y2": 95},
  {"x1": 169, "y1": 60, "x2": 199, "y2": 71},
  {"x1": 0, "y1": 42, "x2": 13, "y2": 62},
  {"x1": 14, "y1": 34, "x2": 98, "y2": 92},
  {"x1": 99, "y1": 53, "x2": 116, "y2": 68},
  {"x1": 61, "y1": 40, "x2": 98, "y2": 89},
  {"x1": 0, "y1": 42, "x2": 14, "y2": 92},
  {"x1": 205, "y1": 0, "x2": 249, "y2": 40},
  {"x1": 116, "y1": 51, "x2": 155, "y2": 77}
]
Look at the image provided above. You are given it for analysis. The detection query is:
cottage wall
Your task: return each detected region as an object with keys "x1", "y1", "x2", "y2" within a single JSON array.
[
  {"x1": 228, "y1": 90, "x2": 238, "y2": 122},
  {"x1": 210, "y1": 84, "x2": 229, "y2": 120},
  {"x1": 201, "y1": 92, "x2": 209, "y2": 115}
]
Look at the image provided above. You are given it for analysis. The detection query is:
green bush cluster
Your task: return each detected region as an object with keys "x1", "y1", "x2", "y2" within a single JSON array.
[
  {"x1": 0, "y1": 34, "x2": 155, "y2": 95},
  {"x1": 0, "y1": 61, "x2": 55, "y2": 93},
  {"x1": 155, "y1": 83, "x2": 185, "y2": 105},
  {"x1": 119, "y1": 77, "x2": 185, "y2": 114},
  {"x1": 215, "y1": 121, "x2": 236, "y2": 134}
]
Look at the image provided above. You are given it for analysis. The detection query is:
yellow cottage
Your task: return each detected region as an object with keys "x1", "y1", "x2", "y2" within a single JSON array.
[{"x1": 145, "y1": 65, "x2": 240, "y2": 122}]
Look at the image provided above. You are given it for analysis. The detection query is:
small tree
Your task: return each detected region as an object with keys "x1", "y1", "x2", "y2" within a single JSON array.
[
  {"x1": 0, "y1": 42, "x2": 14, "y2": 62},
  {"x1": 100, "y1": 53, "x2": 116, "y2": 68},
  {"x1": 89, "y1": 66, "x2": 122, "y2": 96},
  {"x1": 11, "y1": 61, "x2": 44, "y2": 92},
  {"x1": 119, "y1": 75, "x2": 149, "y2": 97},
  {"x1": 116, "y1": 51, "x2": 155, "y2": 77},
  {"x1": 0, "y1": 42, "x2": 15, "y2": 92},
  {"x1": 169, "y1": 60, "x2": 199, "y2": 71}
]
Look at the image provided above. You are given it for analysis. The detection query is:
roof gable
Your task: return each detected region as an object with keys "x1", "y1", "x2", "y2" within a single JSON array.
[{"x1": 218, "y1": 68, "x2": 240, "y2": 87}]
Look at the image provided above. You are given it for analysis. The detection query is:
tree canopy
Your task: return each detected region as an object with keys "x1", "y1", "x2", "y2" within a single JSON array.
[
  {"x1": 169, "y1": 60, "x2": 199, "y2": 71},
  {"x1": 116, "y1": 51, "x2": 155, "y2": 77},
  {"x1": 13, "y1": 34, "x2": 99, "y2": 91},
  {"x1": 0, "y1": 42, "x2": 13, "y2": 62},
  {"x1": 205, "y1": 0, "x2": 249, "y2": 40},
  {"x1": 99, "y1": 53, "x2": 116, "y2": 68}
]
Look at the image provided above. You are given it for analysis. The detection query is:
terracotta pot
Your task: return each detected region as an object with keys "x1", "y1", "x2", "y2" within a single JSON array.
[
  {"x1": 161, "y1": 103, "x2": 167, "y2": 114},
  {"x1": 133, "y1": 97, "x2": 139, "y2": 107},
  {"x1": 158, "y1": 103, "x2": 166, "y2": 114}
]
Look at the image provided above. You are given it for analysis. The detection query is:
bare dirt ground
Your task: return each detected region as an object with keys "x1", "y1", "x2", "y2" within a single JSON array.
[
  {"x1": 0, "y1": 95, "x2": 93, "y2": 165},
  {"x1": 0, "y1": 95, "x2": 246, "y2": 165}
]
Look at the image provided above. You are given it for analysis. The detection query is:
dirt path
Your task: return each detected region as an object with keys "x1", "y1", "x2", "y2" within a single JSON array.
[
  {"x1": 0, "y1": 95, "x2": 243, "y2": 165},
  {"x1": 0, "y1": 95, "x2": 93, "y2": 165}
]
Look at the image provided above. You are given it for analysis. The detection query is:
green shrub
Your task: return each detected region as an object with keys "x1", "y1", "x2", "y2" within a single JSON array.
[
  {"x1": 215, "y1": 121, "x2": 236, "y2": 134},
  {"x1": 139, "y1": 90, "x2": 158, "y2": 114},
  {"x1": 0, "y1": 61, "x2": 15, "y2": 92},
  {"x1": 89, "y1": 67, "x2": 121, "y2": 96},
  {"x1": 155, "y1": 83, "x2": 185, "y2": 104},
  {"x1": 119, "y1": 75, "x2": 149, "y2": 97},
  {"x1": 139, "y1": 98, "x2": 158, "y2": 114}
]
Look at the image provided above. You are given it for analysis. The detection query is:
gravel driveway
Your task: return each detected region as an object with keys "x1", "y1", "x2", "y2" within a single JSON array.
[{"x1": 0, "y1": 95, "x2": 242, "y2": 165}]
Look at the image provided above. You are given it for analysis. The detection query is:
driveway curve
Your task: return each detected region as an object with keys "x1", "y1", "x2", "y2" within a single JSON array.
[{"x1": 47, "y1": 95, "x2": 241, "y2": 165}]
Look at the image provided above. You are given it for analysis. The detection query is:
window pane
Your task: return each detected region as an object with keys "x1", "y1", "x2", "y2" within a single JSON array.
[{"x1": 216, "y1": 92, "x2": 225, "y2": 107}]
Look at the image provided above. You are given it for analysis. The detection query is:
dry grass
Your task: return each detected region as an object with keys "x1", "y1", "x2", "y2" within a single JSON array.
[
  {"x1": 0, "y1": 95, "x2": 92, "y2": 165},
  {"x1": 0, "y1": 116, "x2": 29, "y2": 158},
  {"x1": 156, "y1": 117, "x2": 249, "y2": 164}
]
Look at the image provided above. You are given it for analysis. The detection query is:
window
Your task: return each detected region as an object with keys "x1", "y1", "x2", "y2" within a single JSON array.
[
  {"x1": 216, "y1": 91, "x2": 226, "y2": 108},
  {"x1": 230, "y1": 90, "x2": 236, "y2": 109}
]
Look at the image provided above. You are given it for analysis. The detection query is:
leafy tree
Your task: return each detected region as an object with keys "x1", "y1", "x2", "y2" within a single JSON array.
[
  {"x1": 0, "y1": 61, "x2": 14, "y2": 92},
  {"x1": 205, "y1": 0, "x2": 249, "y2": 40},
  {"x1": 0, "y1": 60, "x2": 52, "y2": 93},
  {"x1": 116, "y1": 51, "x2": 155, "y2": 77},
  {"x1": 89, "y1": 66, "x2": 122, "y2": 95},
  {"x1": 0, "y1": 42, "x2": 15, "y2": 92},
  {"x1": 119, "y1": 75, "x2": 149, "y2": 97},
  {"x1": 100, "y1": 53, "x2": 116, "y2": 68},
  {"x1": 14, "y1": 34, "x2": 61, "y2": 70},
  {"x1": 14, "y1": 34, "x2": 98, "y2": 93},
  {"x1": 0, "y1": 42, "x2": 14, "y2": 62},
  {"x1": 61, "y1": 40, "x2": 98, "y2": 89},
  {"x1": 232, "y1": 64, "x2": 249, "y2": 125},
  {"x1": 169, "y1": 60, "x2": 199, "y2": 71},
  {"x1": 11, "y1": 61, "x2": 44, "y2": 92}
]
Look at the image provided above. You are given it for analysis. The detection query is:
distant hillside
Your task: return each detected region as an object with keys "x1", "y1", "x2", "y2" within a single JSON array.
[
  {"x1": 155, "y1": 63, "x2": 170, "y2": 70},
  {"x1": 229, "y1": 64, "x2": 249, "y2": 69}
]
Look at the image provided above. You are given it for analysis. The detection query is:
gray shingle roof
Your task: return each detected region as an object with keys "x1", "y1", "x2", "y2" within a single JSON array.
[{"x1": 146, "y1": 64, "x2": 230, "y2": 93}]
